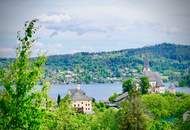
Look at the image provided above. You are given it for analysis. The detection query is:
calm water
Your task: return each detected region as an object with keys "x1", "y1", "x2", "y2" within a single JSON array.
[
  {"x1": 48, "y1": 83, "x2": 190, "y2": 101},
  {"x1": 1, "y1": 83, "x2": 189, "y2": 101},
  {"x1": 48, "y1": 83, "x2": 122, "y2": 101}
]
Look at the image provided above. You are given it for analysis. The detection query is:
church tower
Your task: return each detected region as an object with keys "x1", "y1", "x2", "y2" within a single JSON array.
[{"x1": 143, "y1": 59, "x2": 150, "y2": 72}]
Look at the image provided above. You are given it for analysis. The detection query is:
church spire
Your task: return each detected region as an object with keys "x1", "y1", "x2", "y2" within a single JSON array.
[{"x1": 143, "y1": 58, "x2": 150, "y2": 72}]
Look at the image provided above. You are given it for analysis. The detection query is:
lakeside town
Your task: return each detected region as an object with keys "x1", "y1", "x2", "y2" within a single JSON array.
[
  {"x1": 0, "y1": 20, "x2": 190, "y2": 130},
  {"x1": 1, "y1": 0, "x2": 190, "y2": 129},
  {"x1": 65, "y1": 59, "x2": 177, "y2": 114}
]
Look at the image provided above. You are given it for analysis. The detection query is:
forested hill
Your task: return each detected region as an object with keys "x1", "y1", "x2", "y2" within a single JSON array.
[
  {"x1": 0, "y1": 43, "x2": 190, "y2": 85},
  {"x1": 44, "y1": 43, "x2": 190, "y2": 84}
]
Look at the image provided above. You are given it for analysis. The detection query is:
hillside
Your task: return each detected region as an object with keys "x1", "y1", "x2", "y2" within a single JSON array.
[
  {"x1": 45, "y1": 43, "x2": 190, "y2": 84},
  {"x1": 1, "y1": 43, "x2": 190, "y2": 84}
]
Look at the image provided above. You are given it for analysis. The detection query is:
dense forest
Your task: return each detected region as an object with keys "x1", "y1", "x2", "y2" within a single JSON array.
[{"x1": 1, "y1": 43, "x2": 189, "y2": 86}]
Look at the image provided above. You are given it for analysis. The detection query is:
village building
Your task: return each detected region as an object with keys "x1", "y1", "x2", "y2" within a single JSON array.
[
  {"x1": 68, "y1": 84, "x2": 93, "y2": 114},
  {"x1": 113, "y1": 91, "x2": 128, "y2": 107},
  {"x1": 105, "y1": 92, "x2": 128, "y2": 108},
  {"x1": 167, "y1": 83, "x2": 176, "y2": 94},
  {"x1": 65, "y1": 70, "x2": 75, "y2": 84},
  {"x1": 142, "y1": 59, "x2": 165, "y2": 93},
  {"x1": 113, "y1": 91, "x2": 128, "y2": 103}
]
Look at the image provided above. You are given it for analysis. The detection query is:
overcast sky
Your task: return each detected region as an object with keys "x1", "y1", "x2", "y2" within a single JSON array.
[{"x1": 0, "y1": 0, "x2": 190, "y2": 57}]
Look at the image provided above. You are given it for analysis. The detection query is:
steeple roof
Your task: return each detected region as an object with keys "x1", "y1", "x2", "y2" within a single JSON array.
[
  {"x1": 143, "y1": 58, "x2": 150, "y2": 72},
  {"x1": 68, "y1": 88, "x2": 92, "y2": 101}
]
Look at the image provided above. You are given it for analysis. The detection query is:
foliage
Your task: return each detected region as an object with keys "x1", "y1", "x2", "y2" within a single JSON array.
[
  {"x1": 142, "y1": 94, "x2": 171, "y2": 118},
  {"x1": 0, "y1": 20, "x2": 50, "y2": 129},
  {"x1": 175, "y1": 119, "x2": 190, "y2": 130},
  {"x1": 1, "y1": 43, "x2": 190, "y2": 84},
  {"x1": 118, "y1": 87, "x2": 151, "y2": 130},
  {"x1": 140, "y1": 76, "x2": 151, "y2": 94},
  {"x1": 142, "y1": 93, "x2": 190, "y2": 129},
  {"x1": 94, "y1": 101, "x2": 108, "y2": 112},
  {"x1": 149, "y1": 120, "x2": 173, "y2": 130},
  {"x1": 0, "y1": 20, "x2": 190, "y2": 130},
  {"x1": 142, "y1": 93, "x2": 190, "y2": 119},
  {"x1": 91, "y1": 108, "x2": 118, "y2": 130},
  {"x1": 57, "y1": 94, "x2": 61, "y2": 106},
  {"x1": 51, "y1": 96, "x2": 92, "y2": 130},
  {"x1": 46, "y1": 96, "x2": 118, "y2": 130},
  {"x1": 109, "y1": 92, "x2": 119, "y2": 102},
  {"x1": 179, "y1": 70, "x2": 190, "y2": 87},
  {"x1": 122, "y1": 78, "x2": 134, "y2": 93}
]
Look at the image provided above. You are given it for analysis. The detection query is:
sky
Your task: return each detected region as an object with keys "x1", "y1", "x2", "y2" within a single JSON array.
[{"x1": 0, "y1": 0, "x2": 190, "y2": 57}]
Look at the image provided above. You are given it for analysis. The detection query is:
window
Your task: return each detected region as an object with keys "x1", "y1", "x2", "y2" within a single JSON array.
[
  {"x1": 78, "y1": 104, "x2": 80, "y2": 107},
  {"x1": 74, "y1": 104, "x2": 76, "y2": 107},
  {"x1": 88, "y1": 104, "x2": 90, "y2": 106},
  {"x1": 81, "y1": 102, "x2": 83, "y2": 104},
  {"x1": 86, "y1": 108, "x2": 87, "y2": 110},
  {"x1": 88, "y1": 108, "x2": 90, "y2": 110},
  {"x1": 86, "y1": 104, "x2": 87, "y2": 106}
]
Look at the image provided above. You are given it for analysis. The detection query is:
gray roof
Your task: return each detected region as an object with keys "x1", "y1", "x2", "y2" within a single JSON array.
[
  {"x1": 114, "y1": 92, "x2": 128, "y2": 102},
  {"x1": 143, "y1": 70, "x2": 163, "y2": 87},
  {"x1": 68, "y1": 89, "x2": 92, "y2": 101}
]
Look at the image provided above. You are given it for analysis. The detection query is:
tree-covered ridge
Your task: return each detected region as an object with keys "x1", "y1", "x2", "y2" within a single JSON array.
[
  {"x1": 0, "y1": 43, "x2": 190, "y2": 85},
  {"x1": 45, "y1": 43, "x2": 190, "y2": 84}
]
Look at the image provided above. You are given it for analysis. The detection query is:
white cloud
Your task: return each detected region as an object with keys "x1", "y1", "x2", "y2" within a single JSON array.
[
  {"x1": 1, "y1": 0, "x2": 190, "y2": 57},
  {"x1": 0, "y1": 48, "x2": 15, "y2": 57},
  {"x1": 39, "y1": 26, "x2": 54, "y2": 37},
  {"x1": 39, "y1": 13, "x2": 72, "y2": 23}
]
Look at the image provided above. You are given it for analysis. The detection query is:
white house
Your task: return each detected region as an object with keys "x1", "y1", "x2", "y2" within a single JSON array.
[{"x1": 68, "y1": 84, "x2": 93, "y2": 114}]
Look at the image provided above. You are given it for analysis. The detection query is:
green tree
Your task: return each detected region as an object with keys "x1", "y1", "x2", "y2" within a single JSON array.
[
  {"x1": 94, "y1": 101, "x2": 108, "y2": 112},
  {"x1": 118, "y1": 87, "x2": 151, "y2": 130},
  {"x1": 122, "y1": 78, "x2": 133, "y2": 93},
  {"x1": 140, "y1": 77, "x2": 151, "y2": 94},
  {"x1": 92, "y1": 109, "x2": 118, "y2": 130},
  {"x1": 142, "y1": 93, "x2": 190, "y2": 130},
  {"x1": 53, "y1": 95, "x2": 93, "y2": 130},
  {"x1": 142, "y1": 94, "x2": 170, "y2": 118},
  {"x1": 57, "y1": 94, "x2": 61, "y2": 106},
  {"x1": 179, "y1": 71, "x2": 190, "y2": 87},
  {"x1": 0, "y1": 19, "x2": 49, "y2": 129},
  {"x1": 109, "y1": 93, "x2": 119, "y2": 103},
  {"x1": 149, "y1": 120, "x2": 172, "y2": 130}
]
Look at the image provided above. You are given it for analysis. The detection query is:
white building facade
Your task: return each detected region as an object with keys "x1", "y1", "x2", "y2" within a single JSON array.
[{"x1": 68, "y1": 84, "x2": 93, "y2": 114}]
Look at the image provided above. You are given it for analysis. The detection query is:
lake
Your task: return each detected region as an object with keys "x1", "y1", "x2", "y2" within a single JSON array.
[
  {"x1": 48, "y1": 83, "x2": 190, "y2": 101},
  {"x1": 48, "y1": 83, "x2": 122, "y2": 101}
]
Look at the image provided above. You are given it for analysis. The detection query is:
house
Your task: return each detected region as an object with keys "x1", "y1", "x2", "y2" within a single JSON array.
[
  {"x1": 65, "y1": 70, "x2": 75, "y2": 84},
  {"x1": 167, "y1": 83, "x2": 176, "y2": 94},
  {"x1": 68, "y1": 84, "x2": 93, "y2": 114},
  {"x1": 142, "y1": 59, "x2": 165, "y2": 93},
  {"x1": 105, "y1": 92, "x2": 128, "y2": 108},
  {"x1": 113, "y1": 92, "x2": 128, "y2": 103}
]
